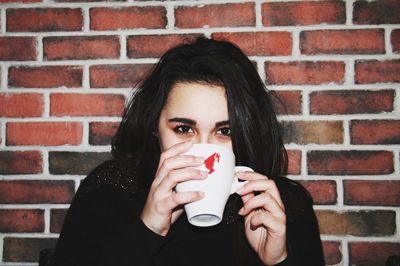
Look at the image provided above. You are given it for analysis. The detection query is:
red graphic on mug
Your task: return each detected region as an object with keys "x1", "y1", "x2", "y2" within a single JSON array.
[{"x1": 204, "y1": 153, "x2": 220, "y2": 174}]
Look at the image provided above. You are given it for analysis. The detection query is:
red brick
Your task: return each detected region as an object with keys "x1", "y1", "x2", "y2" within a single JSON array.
[
  {"x1": 0, "y1": 209, "x2": 44, "y2": 232},
  {"x1": 0, "y1": 93, "x2": 43, "y2": 117},
  {"x1": 0, "y1": 0, "x2": 41, "y2": 2},
  {"x1": 3, "y1": 237, "x2": 57, "y2": 262},
  {"x1": 7, "y1": 8, "x2": 83, "y2": 32},
  {"x1": 299, "y1": 180, "x2": 337, "y2": 205},
  {"x1": 344, "y1": 180, "x2": 400, "y2": 206},
  {"x1": 6, "y1": 122, "x2": 82, "y2": 146},
  {"x1": 316, "y1": 210, "x2": 395, "y2": 236},
  {"x1": 310, "y1": 90, "x2": 394, "y2": 115},
  {"x1": 0, "y1": 150, "x2": 42, "y2": 174},
  {"x1": 300, "y1": 29, "x2": 385, "y2": 55},
  {"x1": 89, "y1": 122, "x2": 119, "y2": 145},
  {"x1": 349, "y1": 242, "x2": 400, "y2": 266},
  {"x1": 8, "y1": 65, "x2": 82, "y2": 88},
  {"x1": 282, "y1": 121, "x2": 343, "y2": 145},
  {"x1": 350, "y1": 120, "x2": 400, "y2": 144},
  {"x1": 308, "y1": 150, "x2": 394, "y2": 175},
  {"x1": 0, "y1": 37, "x2": 37, "y2": 60},
  {"x1": 44, "y1": 36, "x2": 120, "y2": 60},
  {"x1": 323, "y1": 241, "x2": 342, "y2": 265},
  {"x1": 49, "y1": 151, "x2": 111, "y2": 175},
  {"x1": 127, "y1": 34, "x2": 201, "y2": 58},
  {"x1": 392, "y1": 29, "x2": 400, "y2": 53},
  {"x1": 175, "y1": 3, "x2": 255, "y2": 28},
  {"x1": 55, "y1": 0, "x2": 123, "y2": 2},
  {"x1": 50, "y1": 93, "x2": 124, "y2": 116},
  {"x1": 262, "y1": 1, "x2": 345, "y2": 26},
  {"x1": 90, "y1": 64, "x2": 153, "y2": 88},
  {"x1": 0, "y1": 180, "x2": 74, "y2": 204},
  {"x1": 212, "y1": 32, "x2": 292, "y2": 56},
  {"x1": 50, "y1": 209, "x2": 68, "y2": 233},
  {"x1": 265, "y1": 61, "x2": 345, "y2": 85},
  {"x1": 90, "y1": 7, "x2": 166, "y2": 30},
  {"x1": 271, "y1": 90, "x2": 302, "y2": 115},
  {"x1": 355, "y1": 60, "x2": 400, "y2": 84},
  {"x1": 287, "y1": 150, "x2": 301, "y2": 175},
  {"x1": 353, "y1": 0, "x2": 400, "y2": 24}
]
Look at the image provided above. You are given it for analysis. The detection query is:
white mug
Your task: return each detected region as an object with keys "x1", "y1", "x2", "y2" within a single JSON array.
[{"x1": 175, "y1": 143, "x2": 253, "y2": 227}]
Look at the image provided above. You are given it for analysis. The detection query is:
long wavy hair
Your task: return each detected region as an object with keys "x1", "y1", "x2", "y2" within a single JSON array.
[
  {"x1": 111, "y1": 37, "x2": 288, "y2": 265},
  {"x1": 112, "y1": 37, "x2": 287, "y2": 191}
]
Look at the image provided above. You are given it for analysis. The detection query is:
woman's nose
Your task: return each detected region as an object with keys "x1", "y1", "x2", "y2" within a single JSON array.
[{"x1": 192, "y1": 134, "x2": 213, "y2": 144}]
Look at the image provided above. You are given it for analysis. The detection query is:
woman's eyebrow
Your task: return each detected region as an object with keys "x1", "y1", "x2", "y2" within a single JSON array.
[
  {"x1": 215, "y1": 120, "x2": 230, "y2": 127},
  {"x1": 168, "y1": 117, "x2": 196, "y2": 125},
  {"x1": 168, "y1": 118, "x2": 229, "y2": 127}
]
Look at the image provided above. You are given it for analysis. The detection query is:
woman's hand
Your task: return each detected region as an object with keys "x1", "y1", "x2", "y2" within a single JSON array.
[
  {"x1": 140, "y1": 141, "x2": 207, "y2": 236},
  {"x1": 236, "y1": 172, "x2": 288, "y2": 265}
]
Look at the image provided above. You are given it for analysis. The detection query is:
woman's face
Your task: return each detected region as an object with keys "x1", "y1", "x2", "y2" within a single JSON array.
[{"x1": 157, "y1": 82, "x2": 232, "y2": 152}]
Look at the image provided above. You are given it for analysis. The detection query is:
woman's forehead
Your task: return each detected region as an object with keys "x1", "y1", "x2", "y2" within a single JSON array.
[
  {"x1": 166, "y1": 82, "x2": 226, "y2": 105},
  {"x1": 162, "y1": 82, "x2": 228, "y2": 122}
]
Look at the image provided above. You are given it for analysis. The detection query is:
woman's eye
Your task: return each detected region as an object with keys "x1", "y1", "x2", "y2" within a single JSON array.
[
  {"x1": 173, "y1": 125, "x2": 193, "y2": 134},
  {"x1": 217, "y1": 127, "x2": 231, "y2": 136}
]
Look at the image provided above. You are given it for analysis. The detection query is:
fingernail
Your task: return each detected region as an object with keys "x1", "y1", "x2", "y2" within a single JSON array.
[
  {"x1": 201, "y1": 170, "x2": 208, "y2": 177},
  {"x1": 199, "y1": 191, "x2": 205, "y2": 198},
  {"x1": 236, "y1": 172, "x2": 245, "y2": 177},
  {"x1": 236, "y1": 186, "x2": 245, "y2": 194},
  {"x1": 238, "y1": 207, "x2": 245, "y2": 215}
]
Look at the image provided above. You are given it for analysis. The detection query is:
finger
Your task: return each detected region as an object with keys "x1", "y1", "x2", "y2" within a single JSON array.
[
  {"x1": 240, "y1": 192, "x2": 254, "y2": 205},
  {"x1": 239, "y1": 192, "x2": 285, "y2": 219},
  {"x1": 237, "y1": 179, "x2": 284, "y2": 209},
  {"x1": 158, "y1": 168, "x2": 208, "y2": 192},
  {"x1": 237, "y1": 171, "x2": 269, "y2": 205},
  {"x1": 156, "y1": 154, "x2": 205, "y2": 183},
  {"x1": 237, "y1": 172, "x2": 283, "y2": 204},
  {"x1": 249, "y1": 211, "x2": 286, "y2": 236},
  {"x1": 161, "y1": 191, "x2": 205, "y2": 211},
  {"x1": 236, "y1": 171, "x2": 268, "y2": 181},
  {"x1": 158, "y1": 141, "x2": 193, "y2": 167}
]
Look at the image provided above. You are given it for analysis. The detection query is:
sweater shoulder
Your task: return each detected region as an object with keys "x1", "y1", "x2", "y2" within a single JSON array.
[{"x1": 77, "y1": 159, "x2": 140, "y2": 195}]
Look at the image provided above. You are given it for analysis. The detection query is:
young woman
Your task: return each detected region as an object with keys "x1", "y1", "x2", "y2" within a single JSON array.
[{"x1": 49, "y1": 38, "x2": 325, "y2": 266}]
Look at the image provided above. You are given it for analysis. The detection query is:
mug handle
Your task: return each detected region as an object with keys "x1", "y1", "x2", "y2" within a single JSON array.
[{"x1": 230, "y1": 166, "x2": 254, "y2": 194}]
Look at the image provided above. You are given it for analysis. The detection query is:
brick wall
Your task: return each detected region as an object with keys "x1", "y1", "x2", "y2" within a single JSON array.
[{"x1": 0, "y1": 0, "x2": 399, "y2": 265}]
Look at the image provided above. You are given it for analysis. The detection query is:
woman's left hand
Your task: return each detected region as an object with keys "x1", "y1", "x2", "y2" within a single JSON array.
[{"x1": 236, "y1": 172, "x2": 288, "y2": 266}]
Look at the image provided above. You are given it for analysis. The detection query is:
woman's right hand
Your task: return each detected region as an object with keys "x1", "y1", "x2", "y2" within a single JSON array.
[{"x1": 140, "y1": 141, "x2": 207, "y2": 236}]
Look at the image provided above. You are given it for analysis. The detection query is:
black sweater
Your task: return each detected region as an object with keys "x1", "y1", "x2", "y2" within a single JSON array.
[{"x1": 50, "y1": 160, "x2": 325, "y2": 266}]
